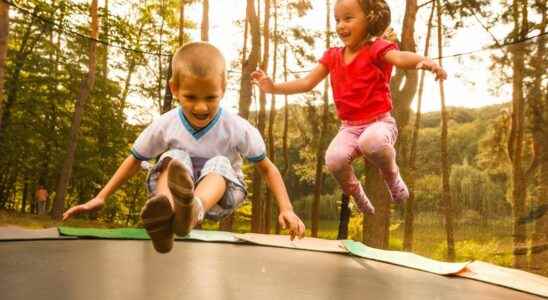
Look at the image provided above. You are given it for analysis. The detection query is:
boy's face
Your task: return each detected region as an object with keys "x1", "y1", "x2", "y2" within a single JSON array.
[
  {"x1": 171, "y1": 74, "x2": 225, "y2": 128},
  {"x1": 335, "y1": 0, "x2": 368, "y2": 50}
]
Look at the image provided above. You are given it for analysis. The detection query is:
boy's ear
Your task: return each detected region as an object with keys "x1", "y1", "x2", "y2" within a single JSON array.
[{"x1": 169, "y1": 80, "x2": 179, "y2": 96}]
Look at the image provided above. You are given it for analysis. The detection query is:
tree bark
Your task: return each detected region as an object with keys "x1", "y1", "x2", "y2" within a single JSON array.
[
  {"x1": 179, "y1": 0, "x2": 185, "y2": 46},
  {"x1": 201, "y1": 0, "x2": 209, "y2": 41},
  {"x1": 0, "y1": 2, "x2": 8, "y2": 130},
  {"x1": 238, "y1": 0, "x2": 260, "y2": 120},
  {"x1": 52, "y1": 0, "x2": 99, "y2": 219},
  {"x1": 529, "y1": 0, "x2": 547, "y2": 273},
  {"x1": 311, "y1": 0, "x2": 332, "y2": 237},
  {"x1": 404, "y1": 0, "x2": 435, "y2": 252},
  {"x1": 436, "y1": 0, "x2": 455, "y2": 261}
]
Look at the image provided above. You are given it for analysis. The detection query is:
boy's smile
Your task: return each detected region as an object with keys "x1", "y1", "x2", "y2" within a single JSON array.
[{"x1": 171, "y1": 74, "x2": 225, "y2": 129}]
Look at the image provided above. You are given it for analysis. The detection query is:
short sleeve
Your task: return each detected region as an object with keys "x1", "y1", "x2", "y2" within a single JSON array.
[
  {"x1": 370, "y1": 38, "x2": 398, "y2": 64},
  {"x1": 236, "y1": 119, "x2": 267, "y2": 163},
  {"x1": 319, "y1": 48, "x2": 337, "y2": 70},
  {"x1": 130, "y1": 119, "x2": 168, "y2": 161}
]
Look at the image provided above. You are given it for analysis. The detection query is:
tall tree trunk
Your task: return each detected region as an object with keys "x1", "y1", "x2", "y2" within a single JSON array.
[
  {"x1": 52, "y1": 0, "x2": 99, "y2": 219},
  {"x1": 436, "y1": 0, "x2": 455, "y2": 261},
  {"x1": 179, "y1": 0, "x2": 185, "y2": 46},
  {"x1": 265, "y1": 0, "x2": 278, "y2": 234},
  {"x1": 0, "y1": 2, "x2": 8, "y2": 130},
  {"x1": 311, "y1": 0, "x2": 332, "y2": 237},
  {"x1": 529, "y1": 0, "x2": 547, "y2": 273},
  {"x1": 364, "y1": 0, "x2": 418, "y2": 249},
  {"x1": 404, "y1": 0, "x2": 435, "y2": 251},
  {"x1": 253, "y1": 0, "x2": 270, "y2": 233},
  {"x1": 201, "y1": 0, "x2": 209, "y2": 41},
  {"x1": 120, "y1": 23, "x2": 144, "y2": 114},
  {"x1": 509, "y1": 0, "x2": 528, "y2": 269},
  {"x1": 162, "y1": 54, "x2": 173, "y2": 114},
  {"x1": 238, "y1": 0, "x2": 260, "y2": 119},
  {"x1": 102, "y1": 0, "x2": 109, "y2": 79},
  {"x1": 276, "y1": 45, "x2": 289, "y2": 234}
]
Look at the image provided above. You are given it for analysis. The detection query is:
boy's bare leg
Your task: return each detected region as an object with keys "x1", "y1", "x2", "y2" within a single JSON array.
[
  {"x1": 140, "y1": 194, "x2": 174, "y2": 253},
  {"x1": 194, "y1": 173, "x2": 228, "y2": 211}
]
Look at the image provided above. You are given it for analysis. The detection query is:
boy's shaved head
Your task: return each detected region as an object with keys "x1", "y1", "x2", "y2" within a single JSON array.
[{"x1": 170, "y1": 42, "x2": 226, "y2": 89}]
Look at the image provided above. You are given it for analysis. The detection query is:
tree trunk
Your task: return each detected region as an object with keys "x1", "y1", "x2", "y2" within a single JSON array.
[
  {"x1": 265, "y1": 0, "x2": 278, "y2": 234},
  {"x1": 179, "y1": 0, "x2": 185, "y2": 46},
  {"x1": 102, "y1": 0, "x2": 109, "y2": 79},
  {"x1": 162, "y1": 54, "x2": 173, "y2": 114},
  {"x1": 311, "y1": 0, "x2": 332, "y2": 237},
  {"x1": 201, "y1": 0, "x2": 209, "y2": 41},
  {"x1": 253, "y1": 0, "x2": 270, "y2": 234},
  {"x1": 0, "y1": 2, "x2": 8, "y2": 130},
  {"x1": 404, "y1": 0, "x2": 435, "y2": 252},
  {"x1": 51, "y1": 0, "x2": 99, "y2": 219},
  {"x1": 276, "y1": 45, "x2": 289, "y2": 234},
  {"x1": 364, "y1": 0, "x2": 419, "y2": 249},
  {"x1": 238, "y1": 0, "x2": 260, "y2": 119},
  {"x1": 436, "y1": 0, "x2": 455, "y2": 261},
  {"x1": 508, "y1": 0, "x2": 528, "y2": 269},
  {"x1": 529, "y1": 0, "x2": 547, "y2": 273}
]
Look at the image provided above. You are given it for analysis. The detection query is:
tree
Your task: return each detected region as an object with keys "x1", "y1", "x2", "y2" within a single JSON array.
[
  {"x1": 52, "y1": 0, "x2": 99, "y2": 219},
  {"x1": 311, "y1": 0, "x2": 332, "y2": 237},
  {"x1": 529, "y1": 0, "x2": 547, "y2": 273},
  {"x1": 238, "y1": 0, "x2": 260, "y2": 119},
  {"x1": 201, "y1": 0, "x2": 209, "y2": 41},
  {"x1": 404, "y1": 0, "x2": 436, "y2": 251},
  {"x1": 0, "y1": 2, "x2": 8, "y2": 130},
  {"x1": 436, "y1": 0, "x2": 456, "y2": 261}
]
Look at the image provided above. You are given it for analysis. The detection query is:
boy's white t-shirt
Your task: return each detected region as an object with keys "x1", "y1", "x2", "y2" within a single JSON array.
[{"x1": 131, "y1": 107, "x2": 266, "y2": 177}]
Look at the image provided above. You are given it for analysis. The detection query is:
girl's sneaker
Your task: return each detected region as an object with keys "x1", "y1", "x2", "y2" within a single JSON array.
[{"x1": 384, "y1": 169, "x2": 409, "y2": 203}]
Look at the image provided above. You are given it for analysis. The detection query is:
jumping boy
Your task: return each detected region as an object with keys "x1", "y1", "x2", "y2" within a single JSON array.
[{"x1": 63, "y1": 42, "x2": 306, "y2": 253}]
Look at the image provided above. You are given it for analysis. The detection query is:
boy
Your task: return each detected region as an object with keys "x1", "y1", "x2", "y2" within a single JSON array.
[{"x1": 63, "y1": 42, "x2": 306, "y2": 253}]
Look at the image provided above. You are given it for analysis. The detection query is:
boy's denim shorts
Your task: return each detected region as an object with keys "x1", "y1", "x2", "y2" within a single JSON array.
[{"x1": 144, "y1": 149, "x2": 247, "y2": 221}]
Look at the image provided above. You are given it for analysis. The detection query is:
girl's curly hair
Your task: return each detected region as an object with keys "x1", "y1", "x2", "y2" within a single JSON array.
[{"x1": 359, "y1": 0, "x2": 391, "y2": 39}]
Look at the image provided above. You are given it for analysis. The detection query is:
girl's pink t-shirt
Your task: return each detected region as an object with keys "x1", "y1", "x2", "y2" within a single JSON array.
[{"x1": 319, "y1": 38, "x2": 398, "y2": 122}]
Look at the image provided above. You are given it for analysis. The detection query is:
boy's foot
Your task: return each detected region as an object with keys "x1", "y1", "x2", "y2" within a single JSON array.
[
  {"x1": 140, "y1": 195, "x2": 174, "y2": 254},
  {"x1": 167, "y1": 159, "x2": 202, "y2": 237},
  {"x1": 352, "y1": 185, "x2": 375, "y2": 214},
  {"x1": 384, "y1": 169, "x2": 409, "y2": 203}
]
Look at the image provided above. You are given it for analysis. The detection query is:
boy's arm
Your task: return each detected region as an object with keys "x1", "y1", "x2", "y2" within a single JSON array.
[
  {"x1": 383, "y1": 50, "x2": 447, "y2": 80},
  {"x1": 255, "y1": 158, "x2": 305, "y2": 240},
  {"x1": 62, "y1": 155, "x2": 142, "y2": 221},
  {"x1": 251, "y1": 63, "x2": 329, "y2": 95}
]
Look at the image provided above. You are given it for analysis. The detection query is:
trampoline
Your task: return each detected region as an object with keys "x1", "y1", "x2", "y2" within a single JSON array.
[{"x1": 1, "y1": 226, "x2": 547, "y2": 300}]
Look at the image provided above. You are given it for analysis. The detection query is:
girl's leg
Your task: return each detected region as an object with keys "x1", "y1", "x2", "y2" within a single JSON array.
[
  {"x1": 325, "y1": 127, "x2": 375, "y2": 214},
  {"x1": 357, "y1": 117, "x2": 409, "y2": 203}
]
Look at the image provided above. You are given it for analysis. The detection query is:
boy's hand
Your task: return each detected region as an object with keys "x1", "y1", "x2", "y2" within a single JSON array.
[
  {"x1": 416, "y1": 58, "x2": 447, "y2": 81},
  {"x1": 62, "y1": 197, "x2": 105, "y2": 221},
  {"x1": 251, "y1": 69, "x2": 275, "y2": 93},
  {"x1": 278, "y1": 210, "x2": 306, "y2": 241}
]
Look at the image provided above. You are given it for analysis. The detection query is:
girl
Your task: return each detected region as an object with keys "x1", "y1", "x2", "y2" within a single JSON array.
[{"x1": 252, "y1": 0, "x2": 447, "y2": 214}]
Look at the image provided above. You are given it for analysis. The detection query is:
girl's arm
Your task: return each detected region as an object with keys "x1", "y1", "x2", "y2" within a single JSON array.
[
  {"x1": 255, "y1": 158, "x2": 305, "y2": 240},
  {"x1": 252, "y1": 63, "x2": 329, "y2": 95},
  {"x1": 383, "y1": 50, "x2": 447, "y2": 80}
]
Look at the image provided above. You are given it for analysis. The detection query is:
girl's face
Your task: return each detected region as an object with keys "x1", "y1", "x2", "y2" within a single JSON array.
[{"x1": 335, "y1": 0, "x2": 368, "y2": 51}]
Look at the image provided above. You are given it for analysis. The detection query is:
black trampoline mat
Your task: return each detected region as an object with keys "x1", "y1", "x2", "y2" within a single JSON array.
[{"x1": 1, "y1": 240, "x2": 543, "y2": 300}]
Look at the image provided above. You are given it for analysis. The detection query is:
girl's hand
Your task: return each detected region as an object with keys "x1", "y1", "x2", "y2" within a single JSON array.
[
  {"x1": 251, "y1": 69, "x2": 275, "y2": 93},
  {"x1": 62, "y1": 197, "x2": 105, "y2": 221},
  {"x1": 278, "y1": 210, "x2": 306, "y2": 240},
  {"x1": 416, "y1": 59, "x2": 447, "y2": 81}
]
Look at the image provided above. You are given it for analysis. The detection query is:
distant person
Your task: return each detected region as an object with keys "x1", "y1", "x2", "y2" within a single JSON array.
[
  {"x1": 62, "y1": 42, "x2": 305, "y2": 253},
  {"x1": 252, "y1": 0, "x2": 447, "y2": 214},
  {"x1": 35, "y1": 185, "x2": 48, "y2": 215}
]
